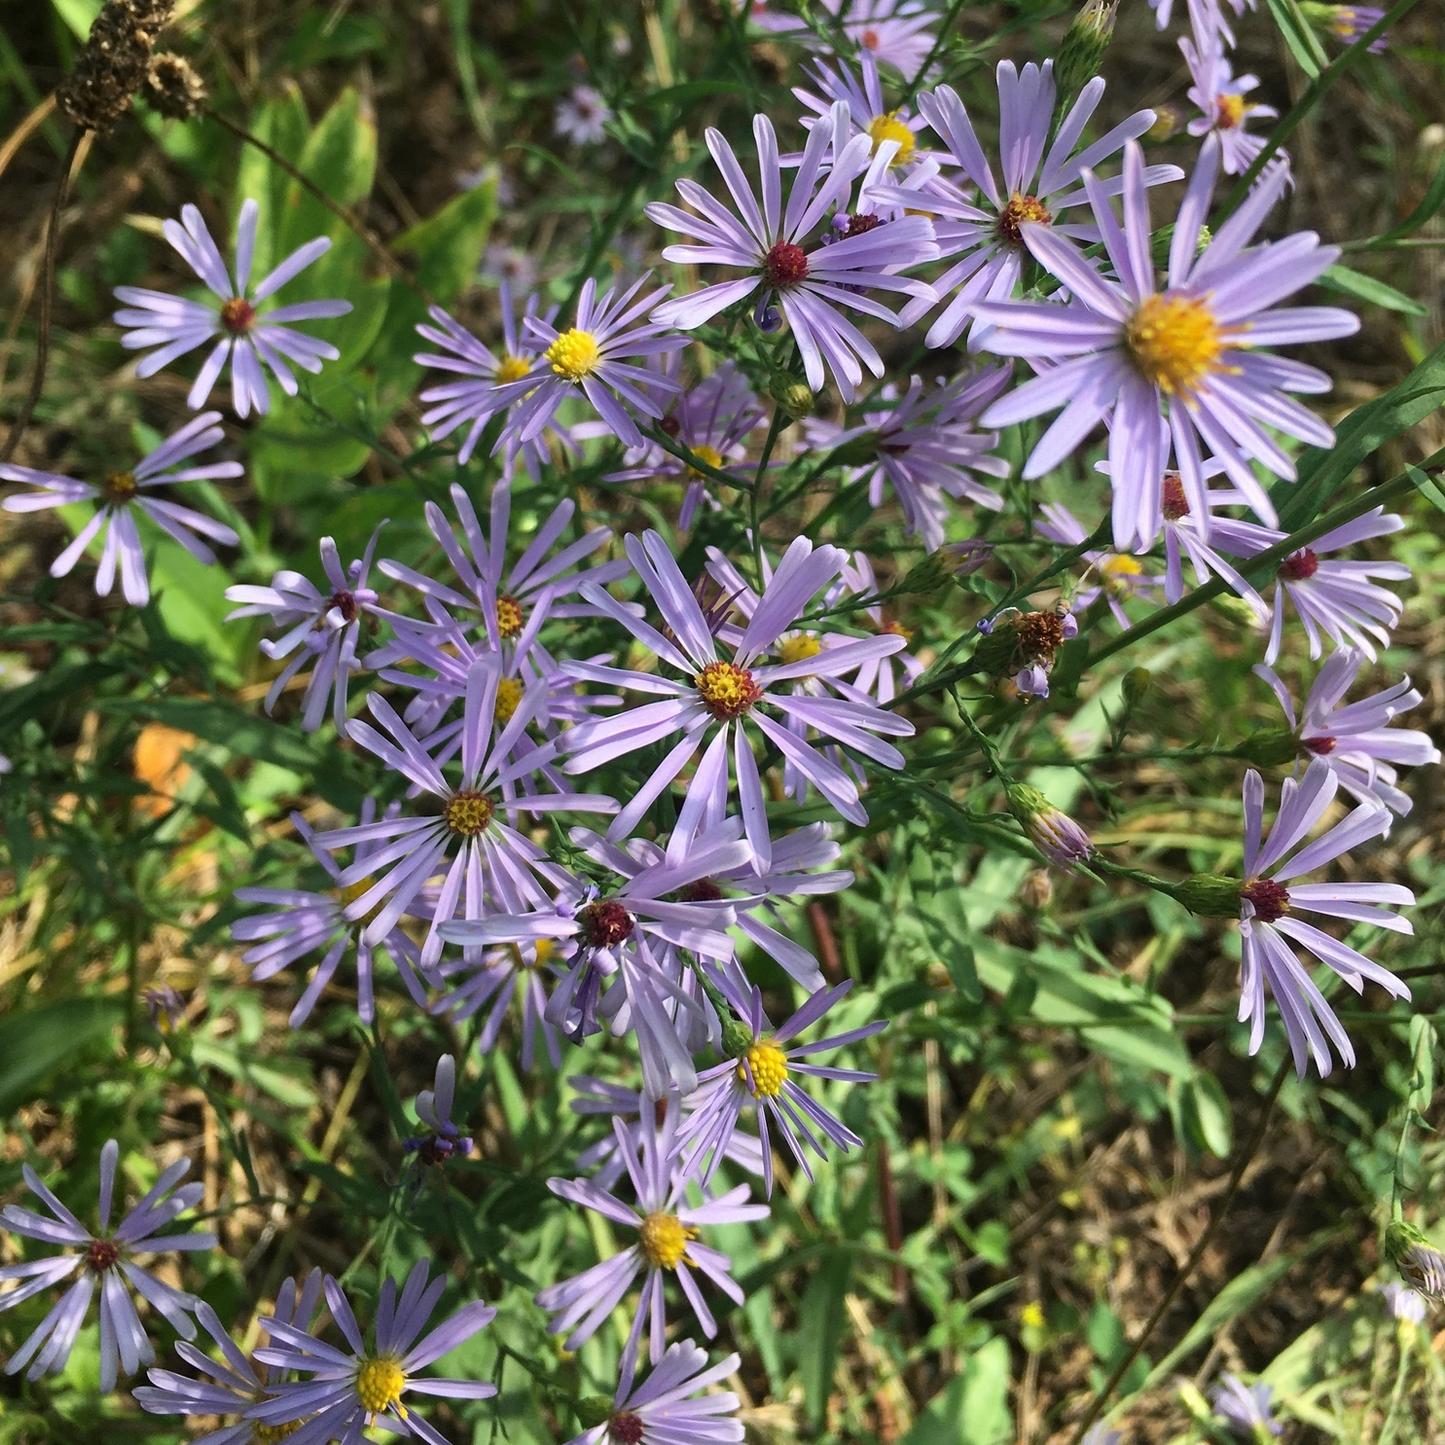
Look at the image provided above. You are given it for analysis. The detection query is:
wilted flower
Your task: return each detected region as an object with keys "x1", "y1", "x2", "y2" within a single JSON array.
[
  {"x1": 974, "y1": 606, "x2": 1079, "y2": 698},
  {"x1": 402, "y1": 1055, "x2": 474, "y2": 1167},
  {"x1": 0, "y1": 1140, "x2": 214, "y2": 1391},
  {"x1": 1, "y1": 410, "x2": 240, "y2": 607},
  {"x1": 1007, "y1": 784, "x2": 1094, "y2": 870},
  {"x1": 113, "y1": 200, "x2": 352, "y2": 417}
]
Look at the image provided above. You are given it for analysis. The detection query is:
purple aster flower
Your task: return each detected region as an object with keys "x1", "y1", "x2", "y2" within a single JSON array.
[
  {"x1": 1381, "y1": 1281, "x2": 1428, "y2": 1325},
  {"x1": 480, "y1": 244, "x2": 536, "y2": 289},
  {"x1": 750, "y1": 0, "x2": 937, "y2": 77},
  {"x1": 976, "y1": 138, "x2": 1358, "y2": 552},
  {"x1": 1255, "y1": 650, "x2": 1439, "y2": 819},
  {"x1": 1, "y1": 410, "x2": 240, "y2": 607},
  {"x1": 0, "y1": 1139, "x2": 214, "y2": 1392},
  {"x1": 608, "y1": 361, "x2": 765, "y2": 530},
  {"x1": 569, "y1": 1078, "x2": 765, "y2": 1190},
  {"x1": 556, "y1": 85, "x2": 613, "y2": 146},
  {"x1": 440, "y1": 823, "x2": 749, "y2": 1096},
  {"x1": 830, "y1": 554, "x2": 925, "y2": 707},
  {"x1": 800, "y1": 368, "x2": 1010, "y2": 550},
  {"x1": 792, "y1": 52, "x2": 930, "y2": 169},
  {"x1": 1181, "y1": 1, "x2": 1283, "y2": 177},
  {"x1": 502, "y1": 273, "x2": 685, "y2": 451},
  {"x1": 535, "y1": 1102, "x2": 768, "y2": 1385},
  {"x1": 1152, "y1": 0, "x2": 1255, "y2": 39},
  {"x1": 872, "y1": 63, "x2": 1175, "y2": 350},
  {"x1": 141, "y1": 984, "x2": 187, "y2": 1034},
  {"x1": 644, "y1": 102, "x2": 938, "y2": 401},
  {"x1": 224, "y1": 523, "x2": 386, "y2": 735},
  {"x1": 680, "y1": 974, "x2": 885, "y2": 1196},
  {"x1": 566, "y1": 1341, "x2": 743, "y2": 1445},
  {"x1": 562, "y1": 531, "x2": 913, "y2": 868},
  {"x1": 313, "y1": 656, "x2": 617, "y2": 970},
  {"x1": 1312, "y1": 2, "x2": 1389, "y2": 49},
  {"x1": 1211, "y1": 1372, "x2": 1283, "y2": 1438},
  {"x1": 1156, "y1": 473, "x2": 1274, "y2": 617},
  {"x1": 250, "y1": 1259, "x2": 497, "y2": 1445},
  {"x1": 402, "y1": 1054, "x2": 475, "y2": 1167},
  {"x1": 233, "y1": 803, "x2": 428, "y2": 1026},
  {"x1": 113, "y1": 200, "x2": 352, "y2": 418},
  {"x1": 134, "y1": 1270, "x2": 323, "y2": 1443},
  {"x1": 414, "y1": 283, "x2": 560, "y2": 466},
  {"x1": 1236, "y1": 758, "x2": 1413, "y2": 1077},
  {"x1": 432, "y1": 935, "x2": 567, "y2": 1070},
  {"x1": 1036, "y1": 502, "x2": 1166, "y2": 627}
]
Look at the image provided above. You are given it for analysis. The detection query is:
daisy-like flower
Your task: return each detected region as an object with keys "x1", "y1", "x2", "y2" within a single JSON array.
[
  {"x1": 414, "y1": 283, "x2": 559, "y2": 465},
  {"x1": 504, "y1": 273, "x2": 685, "y2": 451},
  {"x1": 480, "y1": 244, "x2": 537, "y2": 289},
  {"x1": 1036, "y1": 502, "x2": 1166, "y2": 627},
  {"x1": 1380, "y1": 1281, "x2": 1428, "y2": 1325},
  {"x1": 432, "y1": 935, "x2": 567, "y2": 1070},
  {"x1": 1181, "y1": 2, "x2": 1282, "y2": 177},
  {"x1": 874, "y1": 63, "x2": 1174, "y2": 350},
  {"x1": 804, "y1": 369, "x2": 1010, "y2": 550},
  {"x1": 566, "y1": 1341, "x2": 743, "y2": 1445},
  {"x1": 608, "y1": 361, "x2": 765, "y2": 530},
  {"x1": 233, "y1": 804, "x2": 428, "y2": 1027},
  {"x1": 555, "y1": 85, "x2": 613, "y2": 146},
  {"x1": 113, "y1": 200, "x2": 352, "y2": 418},
  {"x1": 134, "y1": 1270, "x2": 323, "y2": 1444},
  {"x1": 562, "y1": 531, "x2": 913, "y2": 869},
  {"x1": 250, "y1": 1260, "x2": 497, "y2": 1445},
  {"x1": 976, "y1": 138, "x2": 1357, "y2": 551},
  {"x1": 314, "y1": 657, "x2": 617, "y2": 969},
  {"x1": 680, "y1": 974, "x2": 884, "y2": 1196},
  {"x1": 830, "y1": 554, "x2": 924, "y2": 707},
  {"x1": 1305, "y1": 1, "x2": 1389, "y2": 48},
  {"x1": 224, "y1": 523, "x2": 386, "y2": 735},
  {"x1": 645, "y1": 102, "x2": 938, "y2": 401},
  {"x1": 1006, "y1": 783, "x2": 1095, "y2": 871},
  {"x1": 1254, "y1": 650, "x2": 1439, "y2": 819},
  {"x1": 750, "y1": 0, "x2": 937, "y2": 78},
  {"x1": 1155, "y1": 473, "x2": 1273, "y2": 617},
  {"x1": 536, "y1": 1102, "x2": 768, "y2": 1383},
  {"x1": 1232, "y1": 758, "x2": 1413, "y2": 1077},
  {"x1": 441, "y1": 823, "x2": 749, "y2": 1097},
  {"x1": 0, "y1": 1139, "x2": 214, "y2": 1392},
  {"x1": 1, "y1": 410, "x2": 240, "y2": 607},
  {"x1": 1211, "y1": 1373, "x2": 1283, "y2": 1438},
  {"x1": 792, "y1": 52, "x2": 929, "y2": 169},
  {"x1": 402, "y1": 1054, "x2": 475, "y2": 1167}
]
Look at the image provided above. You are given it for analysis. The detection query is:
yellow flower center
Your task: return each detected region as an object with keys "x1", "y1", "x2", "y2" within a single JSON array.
[
  {"x1": 684, "y1": 443, "x2": 725, "y2": 480},
  {"x1": 1124, "y1": 292, "x2": 1225, "y2": 396},
  {"x1": 996, "y1": 192, "x2": 1053, "y2": 247},
  {"x1": 694, "y1": 660, "x2": 763, "y2": 720},
  {"x1": 778, "y1": 634, "x2": 822, "y2": 667},
  {"x1": 495, "y1": 676, "x2": 525, "y2": 724},
  {"x1": 496, "y1": 354, "x2": 532, "y2": 384},
  {"x1": 545, "y1": 328, "x2": 602, "y2": 382},
  {"x1": 880, "y1": 617, "x2": 913, "y2": 642},
  {"x1": 638, "y1": 1212, "x2": 697, "y2": 1270},
  {"x1": 444, "y1": 790, "x2": 495, "y2": 836},
  {"x1": 355, "y1": 1356, "x2": 407, "y2": 1417},
  {"x1": 735, "y1": 1040, "x2": 789, "y2": 1097},
  {"x1": 496, "y1": 594, "x2": 525, "y2": 639},
  {"x1": 1216, "y1": 92, "x2": 1246, "y2": 129},
  {"x1": 530, "y1": 937, "x2": 555, "y2": 968},
  {"x1": 1101, "y1": 555, "x2": 1143, "y2": 578},
  {"x1": 102, "y1": 470, "x2": 138, "y2": 504},
  {"x1": 866, "y1": 112, "x2": 915, "y2": 165}
]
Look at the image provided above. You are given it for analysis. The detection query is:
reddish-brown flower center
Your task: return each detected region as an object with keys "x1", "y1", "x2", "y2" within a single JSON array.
[
  {"x1": 1279, "y1": 549, "x2": 1319, "y2": 582},
  {"x1": 329, "y1": 589, "x2": 358, "y2": 623},
  {"x1": 843, "y1": 212, "x2": 882, "y2": 238},
  {"x1": 1303, "y1": 734, "x2": 1336, "y2": 755},
  {"x1": 497, "y1": 594, "x2": 525, "y2": 640},
  {"x1": 695, "y1": 660, "x2": 764, "y2": 719},
  {"x1": 609, "y1": 1411, "x2": 645, "y2": 1445},
  {"x1": 996, "y1": 192, "x2": 1053, "y2": 247},
  {"x1": 1161, "y1": 476, "x2": 1190, "y2": 521},
  {"x1": 86, "y1": 1239, "x2": 120, "y2": 1274},
  {"x1": 1242, "y1": 876, "x2": 1291, "y2": 924},
  {"x1": 659, "y1": 414, "x2": 682, "y2": 438},
  {"x1": 581, "y1": 900, "x2": 634, "y2": 948},
  {"x1": 762, "y1": 240, "x2": 809, "y2": 289},
  {"x1": 219, "y1": 297, "x2": 255, "y2": 334},
  {"x1": 675, "y1": 878, "x2": 723, "y2": 903},
  {"x1": 861, "y1": 26, "x2": 880, "y2": 47},
  {"x1": 1015, "y1": 609, "x2": 1066, "y2": 663}
]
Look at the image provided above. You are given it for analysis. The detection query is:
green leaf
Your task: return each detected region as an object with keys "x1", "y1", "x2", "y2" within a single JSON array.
[
  {"x1": 1181, "y1": 1071, "x2": 1233, "y2": 1157},
  {"x1": 0, "y1": 997, "x2": 123, "y2": 1115},
  {"x1": 1406, "y1": 462, "x2": 1445, "y2": 515},
  {"x1": 915, "y1": 887, "x2": 982, "y2": 1001},
  {"x1": 235, "y1": 85, "x2": 311, "y2": 283},
  {"x1": 149, "y1": 543, "x2": 246, "y2": 687},
  {"x1": 901, "y1": 1336, "x2": 1013, "y2": 1445},
  {"x1": 392, "y1": 179, "x2": 498, "y2": 306},
  {"x1": 48, "y1": 0, "x2": 102, "y2": 39},
  {"x1": 1262, "y1": 0, "x2": 1326, "y2": 75},
  {"x1": 798, "y1": 1249, "x2": 852, "y2": 1425},
  {"x1": 190, "y1": 1039, "x2": 317, "y2": 1108},
  {"x1": 1317, "y1": 264, "x2": 1427, "y2": 316}
]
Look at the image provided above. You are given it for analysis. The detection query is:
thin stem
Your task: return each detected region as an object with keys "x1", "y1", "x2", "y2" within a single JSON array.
[
  {"x1": 1, "y1": 126, "x2": 82, "y2": 464},
  {"x1": 204, "y1": 108, "x2": 434, "y2": 306},
  {"x1": 1067, "y1": 1057, "x2": 1290, "y2": 1444}
]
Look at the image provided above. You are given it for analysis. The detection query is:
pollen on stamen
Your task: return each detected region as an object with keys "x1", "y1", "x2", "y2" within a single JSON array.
[
  {"x1": 356, "y1": 1356, "x2": 407, "y2": 1418},
  {"x1": 996, "y1": 192, "x2": 1053, "y2": 247},
  {"x1": 581, "y1": 899, "x2": 634, "y2": 948},
  {"x1": 496, "y1": 594, "x2": 525, "y2": 639},
  {"x1": 735, "y1": 1039, "x2": 789, "y2": 1097},
  {"x1": 1125, "y1": 292, "x2": 1226, "y2": 396},
  {"x1": 494, "y1": 676, "x2": 525, "y2": 724},
  {"x1": 637, "y1": 1211, "x2": 697, "y2": 1270},
  {"x1": 1215, "y1": 93, "x2": 1246, "y2": 129},
  {"x1": 545, "y1": 328, "x2": 602, "y2": 382},
  {"x1": 684, "y1": 443, "x2": 725, "y2": 481},
  {"x1": 495, "y1": 354, "x2": 532, "y2": 385},
  {"x1": 695, "y1": 660, "x2": 764, "y2": 719},
  {"x1": 778, "y1": 633, "x2": 822, "y2": 667}
]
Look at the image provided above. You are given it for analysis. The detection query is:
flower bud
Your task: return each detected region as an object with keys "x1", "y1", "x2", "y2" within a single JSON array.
[
  {"x1": 1019, "y1": 868, "x2": 1054, "y2": 911},
  {"x1": 1386, "y1": 1220, "x2": 1445, "y2": 1301},
  {"x1": 575, "y1": 1397, "x2": 614, "y2": 1429},
  {"x1": 1233, "y1": 727, "x2": 1299, "y2": 769},
  {"x1": 771, "y1": 378, "x2": 815, "y2": 419},
  {"x1": 1007, "y1": 784, "x2": 1093, "y2": 871},
  {"x1": 897, "y1": 553, "x2": 949, "y2": 595},
  {"x1": 1146, "y1": 102, "x2": 1186, "y2": 142},
  {"x1": 940, "y1": 538, "x2": 994, "y2": 578},
  {"x1": 1122, "y1": 667, "x2": 1152, "y2": 708},
  {"x1": 1173, "y1": 873, "x2": 1244, "y2": 918},
  {"x1": 720, "y1": 1014, "x2": 756, "y2": 1059},
  {"x1": 1055, "y1": 0, "x2": 1117, "y2": 104}
]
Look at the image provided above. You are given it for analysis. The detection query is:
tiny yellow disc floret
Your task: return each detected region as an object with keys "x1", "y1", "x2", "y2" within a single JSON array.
[
  {"x1": 685, "y1": 444, "x2": 724, "y2": 480},
  {"x1": 445, "y1": 790, "x2": 495, "y2": 837},
  {"x1": 866, "y1": 113, "x2": 916, "y2": 165},
  {"x1": 494, "y1": 676, "x2": 525, "y2": 724},
  {"x1": 496, "y1": 354, "x2": 532, "y2": 385},
  {"x1": 1124, "y1": 292, "x2": 1225, "y2": 396},
  {"x1": 546, "y1": 328, "x2": 602, "y2": 382},
  {"x1": 694, "y1": 661, "x2": 763, "y2": 720},
  {"x1": 1215, "y1": 93, "x2": 1246, "y2": 130},
  {"x1": 496, "y1": 594, "x2": 526, "y2": 639},
  {"x1": 737, "y1": 1040, "x2": 789, "y2": 1097},
  {"x1": 638, "y1": 1212, "x2": 697, "y2": 1270},
  {"x1": 778, "y1": 634, "x2": 822, "y2": 667},
  {"x1": 356, "y1": 1355, "x2": 407, "y2": 1417}
]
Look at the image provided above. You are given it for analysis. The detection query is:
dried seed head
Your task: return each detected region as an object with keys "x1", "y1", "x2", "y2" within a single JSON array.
[
  {"x1": 146, "y1": 52, "x2": 207, "y2": 120},
  {"x1": 57, "y1": 0, "x2": 176, "y2": 134}
]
